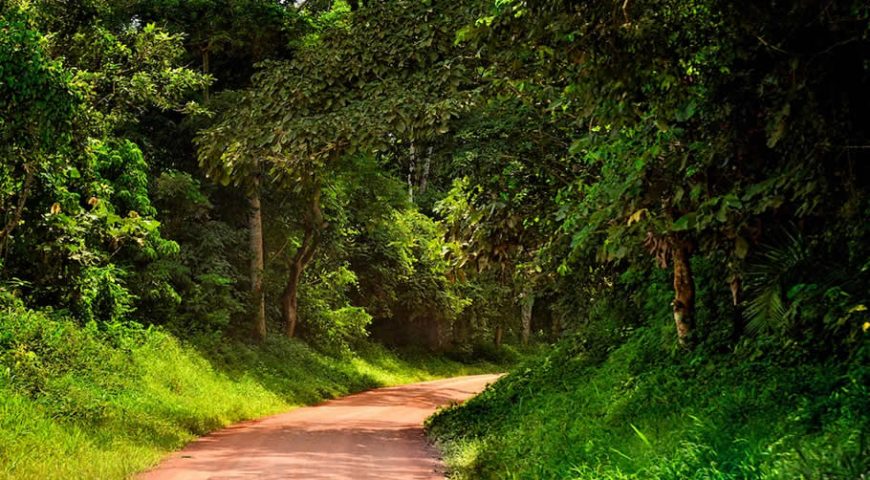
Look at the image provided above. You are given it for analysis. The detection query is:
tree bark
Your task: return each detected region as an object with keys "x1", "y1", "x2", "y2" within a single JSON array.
[
  {"x1": 248, "y1": 177, "x2": 266, "y2": 341},
  {"x1": 282, "y1": 184, "x2": 324, "y2": 338},
  {"x1": 494, "y1": 324, "x2": 503, "y2": 348},
  {"x1": 419, "y1": 146, "x2": 432, "y2": 194},
  {"x1": 0, "y1": 162, "x2": 35, "y2": 253},
  {"x1": 671, "y1": 241, "x2": 696, "y2": 347},
  {"x1": 730, "y1": 274, "x2": 744, "y2": 342},
  {"x1": 201, "y1": 44, "x2": 211, "y2": 102},
  {"x1": 521, "y1": 293, "x2": 534, "y2": 346},
  {"x1": 282, "y1": 260, "x2": 302, "y2": 338},
  {"x1": 407, "y1": 142, "x2": 416, "y2": 201},
  {"x1": 551, "y1": 314, "x2": 562, "y2": 342},
  {"x1": 453, "y1": 314, "x2": 469, "y2": 345}
]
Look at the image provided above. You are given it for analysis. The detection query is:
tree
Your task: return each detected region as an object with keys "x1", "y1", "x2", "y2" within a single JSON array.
[
  {"x1": 450, "y1": 0, "x2": 869, "y2": 347},
  {"x1": 281, "y1": 180, "x2": 326, "y2": 338},
  {"x1": 1, "y1": 2, "x2": 210, "y2": 329},
  {"x1": 431, "y1": 97, "x2": 562, "y2": 348},
  {"x1": 119, "y1": 0, "x2": 307, "y2": 340},
  {"x1": 0, "y1": 10, "x2": 78, "y2": 253},
  {"x1": 198, "y1": 0, "x2": 481, "y2": 338},
  {"x1": 130, "y1": 0, "x2": 301, "y2": 96},
  {"x1": 248, "y1": 165, "x2": 267, "y2": 339}
]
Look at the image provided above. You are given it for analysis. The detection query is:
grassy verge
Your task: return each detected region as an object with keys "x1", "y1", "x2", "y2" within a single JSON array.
[
  {"x1": 0, "y1": 304, "x2": 503, "y2": 480},
  {"x1": 426, "y1": 325, "x2": 869, "y2": 479}
]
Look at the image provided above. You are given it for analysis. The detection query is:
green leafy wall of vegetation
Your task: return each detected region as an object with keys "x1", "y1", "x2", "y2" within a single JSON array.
[
  {"x1": 429, "y1": 311, "x2": 868, "y2": 480},
  {"x1": 423, "y1": 1, "x2": 869, "y2": 476}
]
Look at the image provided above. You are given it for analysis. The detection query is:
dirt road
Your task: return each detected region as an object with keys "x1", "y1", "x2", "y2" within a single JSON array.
[{"x1": 139, "y1": 373, "x2": 500, "y2": 480}]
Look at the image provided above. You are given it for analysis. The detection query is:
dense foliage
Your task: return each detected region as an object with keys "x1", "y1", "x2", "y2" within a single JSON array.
[
  {"x1": 1, "y1": 0, "x2": 868, "y2": 477},
  {"x1": 428, "y1": 272, "x2": 869, "y2": 479}
]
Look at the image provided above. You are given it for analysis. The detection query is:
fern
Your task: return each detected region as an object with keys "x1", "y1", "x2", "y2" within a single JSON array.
[{"x1": 743, "y1": 231, "x2": 807, "y2": 334}]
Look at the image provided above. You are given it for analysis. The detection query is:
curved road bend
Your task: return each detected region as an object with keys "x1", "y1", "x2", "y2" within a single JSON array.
[{"x1": 139, "y1": 373, "x2": 500, "y2": 480}]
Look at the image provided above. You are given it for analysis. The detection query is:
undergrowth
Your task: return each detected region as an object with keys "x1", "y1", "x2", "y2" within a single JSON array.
[
  {"x1": 427, "y1": 325, "x2": 869, "y2": 479},
  {"x1": 0, "y1": 302, "x2": 501, "y2": 480}
]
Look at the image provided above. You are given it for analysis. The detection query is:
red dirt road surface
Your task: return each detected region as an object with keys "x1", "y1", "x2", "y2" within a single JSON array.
[{"x1": 138, "y1": 373, "x2": 500, "y2": 480}]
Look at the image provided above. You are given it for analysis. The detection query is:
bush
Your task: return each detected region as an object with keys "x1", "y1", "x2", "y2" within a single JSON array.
[
  {"x1": 72, "y1": 264, "x2": 136, "y2": 327},
  {"x1": 305, "y1": 306, "x2": 373, "y2": 356}
]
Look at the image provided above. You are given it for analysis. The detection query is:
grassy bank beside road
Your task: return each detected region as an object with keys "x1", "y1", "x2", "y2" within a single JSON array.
[
  {"x1": 0, "y1": 303, "x2": 503, "y2": 480},
  {"x1": 427, "y1": 325, "x2": 869, "y2": 479}
]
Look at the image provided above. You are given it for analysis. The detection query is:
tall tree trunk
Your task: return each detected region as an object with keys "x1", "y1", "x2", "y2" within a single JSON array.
[
  {"x1": 201, "y1": 46, "x2": 210, "y2": 102},
  {"x1": 551, "y1": 314, "x2": 562, "y2": 342},
  {"x1": 248, "y1": 177, "x2": 266, "y2": 341},
  {"x1": 419, "y1": 146, "x2": 432, "y2": 194},
  {"x1": 521, "y1": 293, "x2": 534, "y2": 346},
  {"x1": 407, "y1": 142, "x2": 416, "y2": 201},
  {"x1": 453, "y1": 313, "x2": 469, "y2": 346},
  {"x1": 494, "y1": 324, "x2": 503, "y2": 348},
  {"x1": 730, "y1": 274, "x2": 744, "y2": 342},
  {"x1": 282, "y1": 261, "x2": 302, "y2": 338},
  {"x1": 671, "y1": 241, "x2": 696, "y2": 347},
  {"x1": 282, "y1": 184, "x2": 324, "y2": 338}
]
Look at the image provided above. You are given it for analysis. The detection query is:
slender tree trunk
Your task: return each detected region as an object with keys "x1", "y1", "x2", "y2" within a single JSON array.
[
  {"x1": 282, "y1": 184, "x2": 324, "y2": 338},
  {"x1": 494, "y1": 324, "x2": 503, "y2": 348},
  {"x1": 671, "y1": 241, "x2": 696, "y2": 347},
  {"x1": 551, "y1": 314, "x2": 562, "y2": 342},
  {"x1": 730, "y1": 275, "x2": 744, "y2": 342},
  {"x1": 201, "y1": 46, "x2": 210, "y2": 102},
  {"x1": 521, "y1": 293, "x2": 534, "y2": 346},
  {"x1": 282, "y1": 261, "x2": 302, "y2": 338},
  {"x1": 430, "y1": 319, "x2": 445, "y2": 351},
  {"x1": 249, "y1": 178, "x2": 266, "y2": 341},
  {"x1": 407, "y1": 142, "x2": 416, "y2": 201},
  {"x1": 0, "y1": 162, "x2": 34, "y2": 253},
  {"x1": 453, "y1": 314, "x2": 469, "y2": 345},
  {"x1": 419, "y1": 147, "x2": 432, "y2": 194}
]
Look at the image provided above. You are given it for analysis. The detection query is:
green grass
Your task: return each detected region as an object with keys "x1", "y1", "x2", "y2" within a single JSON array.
[
  {"x1": 0, "y1": 305, "x2": 502, "y2": 479},
  {"x1": 426, "y1": 325, "x2": 870, "y2": 479}
]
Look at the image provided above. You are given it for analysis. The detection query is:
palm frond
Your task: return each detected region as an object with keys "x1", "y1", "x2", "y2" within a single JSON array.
[{"x1": 743, "y1": 230, "x2": 807, "y2": 334}]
